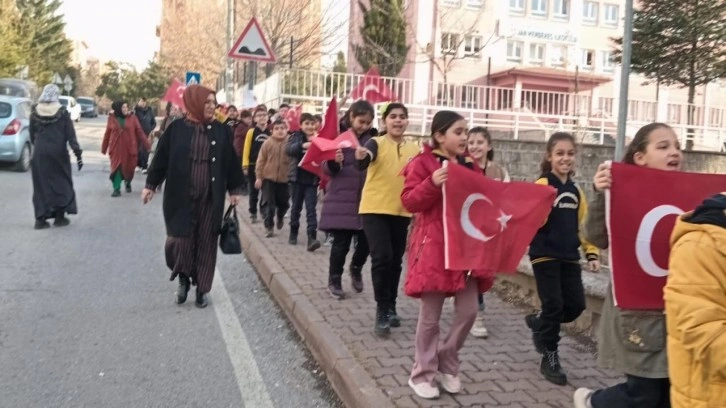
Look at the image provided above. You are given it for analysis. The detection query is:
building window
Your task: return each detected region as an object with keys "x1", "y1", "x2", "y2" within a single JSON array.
[
  {"x1": 601, "y1": 50, "x2": 615, "y2": 71},
  {"x1": 507, "y1": 40, "x2": 523, "y2": 62},
  {"x1": 581, "y1": 49, "x2": 595, "y2": 69},
  {"x1": 441, "y1": 0, "x2": 461, "y2": 7},
  {"x1": 529, "y1": 43, "x2": 545, "y2": 65},
  {"x1": 464, "y1": 35, "x2": 483, "y2": 57},
  {"x1": 583, "y1": 1, "x2": 598, "y2": 24},
  {"x1": 531, "y1": 0, "x2": 547, "y2": 16},
  {"x1": 553, "y1": 0, "x2": 569, "y2": 19},
  {"x1": 550, "y1": 45, "x2": 567, "y2": 67},
  {"x1": 466, "y1": 0, "x2": 484, "y2": 9},
  {"x1": 441, "y1": 33, "x2": 460, "y2": 55},
  {"x1": 509, "y1": 0, "x2": 525, "y2": 14},
  {"x1": 604, "y1": 4, "x2": 619, "y2": 26}
]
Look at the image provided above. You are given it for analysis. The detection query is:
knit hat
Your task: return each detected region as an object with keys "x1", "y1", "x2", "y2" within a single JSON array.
[{"x1": 38, "y1": 84, "x2": 61, "y2": 103}]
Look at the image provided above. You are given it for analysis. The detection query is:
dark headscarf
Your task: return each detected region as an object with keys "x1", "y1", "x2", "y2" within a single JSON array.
[
  {"x1": 111, "y1": 101, "x2": 126, "y2": 118},
  {"x1": 183, "y1": 85, "x2": 215, "y2": 124}
]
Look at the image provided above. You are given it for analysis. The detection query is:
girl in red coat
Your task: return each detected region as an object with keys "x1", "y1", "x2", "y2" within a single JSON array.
[{"x1": 401, "y1": 111, "x2": 494, "y2": 400}]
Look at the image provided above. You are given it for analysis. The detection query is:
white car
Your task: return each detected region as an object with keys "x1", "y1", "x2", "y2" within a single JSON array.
[{"x1": 59, "y1": 96, "x2": 81, "y2": 122}]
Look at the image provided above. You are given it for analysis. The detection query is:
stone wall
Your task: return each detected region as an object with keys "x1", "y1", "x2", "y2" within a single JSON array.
[{"x1": 492, "y1": 139, "x2": 726, "y2": 191}]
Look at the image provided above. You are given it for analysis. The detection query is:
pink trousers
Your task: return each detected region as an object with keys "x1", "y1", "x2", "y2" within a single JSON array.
[{"x1": 410, "y1": 278, "x2": 479, "y2": 384}]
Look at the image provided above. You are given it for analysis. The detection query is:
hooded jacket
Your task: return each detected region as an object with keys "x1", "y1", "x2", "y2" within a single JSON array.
[{"x1": 664, "y1": 193, "x2": 726, "y2": 408}]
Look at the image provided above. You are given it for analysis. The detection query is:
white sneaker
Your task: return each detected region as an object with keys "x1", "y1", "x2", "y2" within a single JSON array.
[
  {"x1": 408, "y1": 378, "x2": 440, "y2": 399},
  {"x1": 573, "y1": 387, "x2": 595, "y2": 408},
  {"x1": 470, "y1": 314, "x2": 489, "y2": 338},
  {"x1": 439, "y1": 373, "x2": 462, "y2": 394}
]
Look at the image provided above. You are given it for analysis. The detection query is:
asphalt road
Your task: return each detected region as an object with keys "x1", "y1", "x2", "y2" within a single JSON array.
[{"x1": 0, "y1": 116, "x2": 343, "y2": 408}]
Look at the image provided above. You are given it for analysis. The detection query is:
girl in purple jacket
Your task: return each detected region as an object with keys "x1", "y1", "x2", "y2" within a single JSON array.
[{"x1": 319, "y1": 101, "x2": 377, "y2": 300}]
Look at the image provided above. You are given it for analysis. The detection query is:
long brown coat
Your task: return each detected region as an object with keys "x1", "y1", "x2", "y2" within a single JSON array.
[{"x1": 102, "y1": 115, "x2": 151, "y2": 180}]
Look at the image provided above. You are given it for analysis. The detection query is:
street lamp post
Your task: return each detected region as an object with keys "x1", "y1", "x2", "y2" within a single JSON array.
[
  {"x1": 225, "y1": 0, "x2": 235, "y2": 104},
  {"x1": 615, "y1": 0, "x2": 634, "y2": 161}
]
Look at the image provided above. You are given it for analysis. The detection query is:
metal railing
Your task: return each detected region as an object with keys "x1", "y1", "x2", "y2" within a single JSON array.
[{"x1": 246, "y1": 68, "x2": 726, "y2": 152}]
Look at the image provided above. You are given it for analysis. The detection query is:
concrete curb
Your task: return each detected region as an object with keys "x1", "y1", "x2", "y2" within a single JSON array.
[{"x1": 237, "y1": 214, "x2": 395, "y2": 408}]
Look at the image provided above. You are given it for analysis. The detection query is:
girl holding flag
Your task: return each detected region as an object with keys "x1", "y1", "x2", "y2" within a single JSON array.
[
  {"x1": 573, "y1": 123, "x2": 682, "y2": 408},
  {"x1": 401, "y1": 111, "x2": 494, "y2": 400},
  {"x1": 355, "y1": 103, "x2": 419, "y2": 337}
]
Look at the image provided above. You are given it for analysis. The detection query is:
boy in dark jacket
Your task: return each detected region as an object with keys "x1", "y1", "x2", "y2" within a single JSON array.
[
  {"x1": 286, "y1": 113, "x2": 321, "y2": 251},
  {"x1": 242, "y1": 107, "x2": 270, "y2": 222}
]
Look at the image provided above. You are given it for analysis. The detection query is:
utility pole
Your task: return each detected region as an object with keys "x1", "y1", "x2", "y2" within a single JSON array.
[
  {"x1": 225, "y1": 0, "x2": 235, "y2": 104},
  {"x1": 615, "y1": 0, "x2": 634, "y2": 161}
]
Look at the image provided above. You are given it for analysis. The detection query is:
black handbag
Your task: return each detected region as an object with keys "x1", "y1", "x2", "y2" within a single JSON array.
[{"x1": 219, "y1": 204, "x2": 242, "y2": 254}]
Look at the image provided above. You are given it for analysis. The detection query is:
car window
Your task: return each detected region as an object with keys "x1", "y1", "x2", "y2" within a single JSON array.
[
  {"x1": 77, "y1": 98, "x2": 93, "y2": 105},
  {"x1": 59, "y1": 99, "x2": 68, "y2": 106},
  {"x1": 0, "y1": 102, "x2": 10, "y2": 118}
]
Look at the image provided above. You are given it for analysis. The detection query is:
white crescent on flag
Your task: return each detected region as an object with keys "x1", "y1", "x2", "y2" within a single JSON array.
[{"x1": 635, "y1": 204, "x2": 684, "y2": 277}]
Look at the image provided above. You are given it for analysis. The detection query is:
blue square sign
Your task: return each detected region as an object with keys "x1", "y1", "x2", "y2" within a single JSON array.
[{"x1": 185, "y1": 72, "x2": 201, "y2": 86}]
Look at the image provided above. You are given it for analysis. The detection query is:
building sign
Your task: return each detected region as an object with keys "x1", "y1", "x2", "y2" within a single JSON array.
[{"x1": 501, "y1": 22, "x2": 577, "y2": 44}]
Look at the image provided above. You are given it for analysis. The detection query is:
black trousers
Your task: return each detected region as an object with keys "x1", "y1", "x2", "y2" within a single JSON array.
[
  {"x1": 289, "y1": 182, "x2": 318, "y2": 237},
  {"x1": 362, "y1": 214, "x2": 410, "y2": 307},
  {"x1": 591, "y1": 375, "x2": 671, "y2": 408},
  {"x1": 261, "y1": 180, "x2": 289, "y2": 229},
  {"x1": 531, "y1": 260, "x2": 585, "y2": 351},
  {"x1": 247, "y1": 165, "x2": 264, "y2": 216},
  {"x1": 328, "y1": 229, "x2": 369, "y2": 284}
]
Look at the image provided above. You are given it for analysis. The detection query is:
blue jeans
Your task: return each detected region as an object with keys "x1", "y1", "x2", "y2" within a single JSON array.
[{"x1": 289, "y1": 183, "x2": 318, "y2": 237}]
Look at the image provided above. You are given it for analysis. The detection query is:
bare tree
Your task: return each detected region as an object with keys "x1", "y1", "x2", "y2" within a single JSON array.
[
  {"x1": 75, "y1": 59, "x2": 101, "y2": 97},
  {"x1": 417, "y1": 5, "x2": 492, "y2": 104},
  {"x1": 158, "y1": 1, "x2": 226, "y2": 87},
  {"x1": 236, "y1": 0, "x2": 348, "y2": 76}
]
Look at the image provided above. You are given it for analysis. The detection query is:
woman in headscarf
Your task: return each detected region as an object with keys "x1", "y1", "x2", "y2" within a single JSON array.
[
  {"x1": 142, "y1": 85, "x2": 244, "y2": 308},
  {"x1": 30, "y1": 84, "x2": 83, "y2": 229},
  {"x1": 101, "y1": 100, "x2": 151, "y2": 196}
]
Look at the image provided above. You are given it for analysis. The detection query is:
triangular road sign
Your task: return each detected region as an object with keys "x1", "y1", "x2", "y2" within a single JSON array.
[{"x1": 228, "y1": 18, "x2": 277, "y2": 63}]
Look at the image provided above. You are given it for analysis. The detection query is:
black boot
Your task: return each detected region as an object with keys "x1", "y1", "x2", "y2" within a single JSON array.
[
  {"x1": 328, "y1": 276, "x2": 344, "y2": 299},
  {"x1": 388, "y1": 303, "x2": 401, "y2": 328},
  {"x1": 525, "y1": 313, "x2": 545, "y2": 354},
  {"x1": 541, "y1": 349, "x2": 567, "y2": 385},
  {"x1": 176, "y1": 275, "x2": 190, "y2": 304},
  {"x1": 34, "y1": 219, "x2": 50, "y2": 230},
  {"x1": 125, "y1": 181, "x2": 132, "y2": 193},
  {"x1": 111, "y1": 189, "x2": 121, "y2": 197},
  {"x1": 307, "y1": 234, "x2": 321, "y2": 252},
  {"x1": 195, "y1": 291, "x2": 208, "y2": 308},
  {"x1": 289, "y1": 229, "x2": 298, "y2": 245},
  {"x1": 54, "y1": 211, "x2": 70, "y2": 227},
  {"x1": 374, "y1": 304, "x2": 390, "y2": 337},
  {"x1": 350, "y1": 265, "x2": 363, "y2": 293}
]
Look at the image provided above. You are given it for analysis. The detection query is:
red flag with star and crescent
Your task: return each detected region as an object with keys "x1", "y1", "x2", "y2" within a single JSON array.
[
  {"x1": 299, "y1": 98, "x2": 354, "y2": 179},
  {"x1": 283, "y1": 104, "x2": 303, "y2": 132},
  {"x1": 443, "y1": 161, "x2": 556, "y2": 274},
  {"x1": 161, "y1": 79, "x2": 186, "y2": 110},
  {"x1": 349, "y1": 67, "x2": 397, "y2": 104},
  {"x1": 607, "y1": 163, "x2": 726, "y2": 309}
]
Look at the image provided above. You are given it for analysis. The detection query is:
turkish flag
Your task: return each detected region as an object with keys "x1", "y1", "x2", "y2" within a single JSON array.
[
  {"x1": 349, "y1": 67, "x2": 397, "y2": 104},
  {"x1": 298, "y1": 130, "x2": 360, "y2": 178},
  {"x1": 443, "y1": 161, "x2": 556, "y2": 274},
  {"x1": 607, "y1": 163, "x2": 726, "y2": 309},
  {"x1": 161, "y1": 79, "x2": 186, "y2": 110},
  {"x1": 284, "y1": 104, "x2": 303, "y2": 132},
  {"x1": 318, "y1": 97, "x2": 339, "y2": 141}
]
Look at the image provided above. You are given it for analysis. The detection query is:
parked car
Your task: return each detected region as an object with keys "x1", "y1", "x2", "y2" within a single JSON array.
[
  {"x1": 59, "y1": 96, "x2": 81, "y2": 122},
  {"x1": 77, "y1": 96, "x2": 98, "y2": 118},
  {"x1": 0, "y1": 78, "x2": 39, "y2": 101},
  {"x1": 0, "y1": 95, "x2": 33, "y2": 172}
]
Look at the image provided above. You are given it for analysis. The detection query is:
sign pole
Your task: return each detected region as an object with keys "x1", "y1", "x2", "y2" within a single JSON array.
[
  {"x1": 615, "y1": 0, "x2": 634, "y2": 161},
  {"x1": 248, "y1": 61, "x2": 256, "y2": 91}
]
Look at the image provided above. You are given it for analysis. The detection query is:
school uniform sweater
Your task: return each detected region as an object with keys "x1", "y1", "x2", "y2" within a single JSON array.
[
  {"x1": 358, "y1": 136, "x2": 420, "y2": 217},
  {"x1": 242, "y1": 126, "x2": 270, "y2": 169},
  {"x1": 528, "y1": 173, "x2": 599, "y2": 263}
]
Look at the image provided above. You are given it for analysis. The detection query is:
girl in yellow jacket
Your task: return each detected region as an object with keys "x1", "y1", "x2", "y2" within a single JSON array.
[{"x1": 664, "y1": 192, "x2": 726, "y2": 408}]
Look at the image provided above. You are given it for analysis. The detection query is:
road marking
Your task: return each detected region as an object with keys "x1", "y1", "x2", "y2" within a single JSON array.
[{"x1": 213, "y1": 270, "x2": 275, "y2": 407}]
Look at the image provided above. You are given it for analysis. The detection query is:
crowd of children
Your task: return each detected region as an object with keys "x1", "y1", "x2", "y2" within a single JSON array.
[{"x1": 222, "y1": 99, "x2": 719, "y2": 408}]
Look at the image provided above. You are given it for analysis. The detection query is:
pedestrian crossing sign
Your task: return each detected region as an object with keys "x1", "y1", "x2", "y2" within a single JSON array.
[
  {"x1": 186, "y1": 72, "x2": 201, "y2": 86},
  {"x1": 228, "y1": 18, "x2": 277, "y2": 63}
]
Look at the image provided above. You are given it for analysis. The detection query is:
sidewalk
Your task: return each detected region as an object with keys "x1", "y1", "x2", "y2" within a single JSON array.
[{"x1": 236, "y1": 209, "x2": 621, "y2": 408}]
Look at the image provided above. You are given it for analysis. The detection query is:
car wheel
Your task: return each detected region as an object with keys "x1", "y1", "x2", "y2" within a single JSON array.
[{"x1": 14, "y1": 143, "x2": 31, "y2": 172}]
